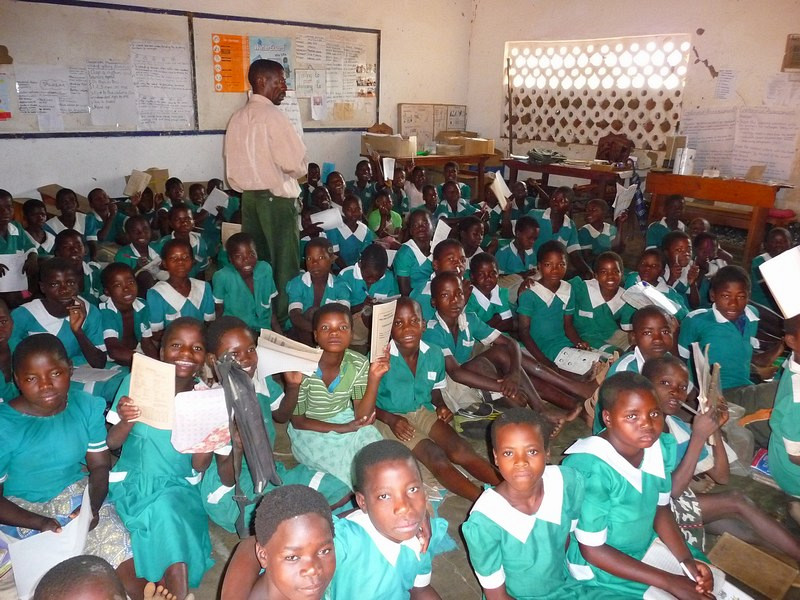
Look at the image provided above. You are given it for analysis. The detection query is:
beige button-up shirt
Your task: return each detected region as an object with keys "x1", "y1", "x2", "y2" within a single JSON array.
[{"x1": 224, "y1": 94, "x2": 307, "y2": 198}]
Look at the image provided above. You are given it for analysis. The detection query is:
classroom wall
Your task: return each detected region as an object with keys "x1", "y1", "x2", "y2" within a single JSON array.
[
  {"x1": 466, "y1": 0, "x2": 800, "y2": 208},
  {"x1": 3, "y1": 0, "x2": 472, "y2": 199}
]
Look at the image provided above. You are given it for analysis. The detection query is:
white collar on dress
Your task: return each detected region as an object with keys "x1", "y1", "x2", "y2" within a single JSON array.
[
  {"x1": 99, "y1": 298, "x2": 145, "y2": 314},
  {"x1": 153, "y1": 279, "x2": 207, "y2": 311},
  {"x1": 346, "y1": 509, "x2": 422, "y2": 565},
  {"x1": 784, "y1": 354, "x2": 800, "y2": 404},
  {"x1": 583, "y1": 222, "x2": 612, "y2": 239},
  {"x1": 529, "y1": 280, "x2": 571, "y2": 307},
  {"x1": 508, "y1": 242, "x2": 534, "y2": 261},
  {"x1": 389, "y1": 339, "x2": 429, "y2": 357},
  {"x1": 563, "y1": 435, "x2": 665, "y2": 492},
  {"x1": 659, "y1": 217, "x2": 686, "y2": 231},
  {"x1": 433, "y1": 310, "x2": 468, "y2": 334},
  {"x1": 542, "y1": 208, "x2": 573, "y2": 228},
  {"x1": 404, "y1": 239, "x2": 428, "y2": 266},
  {"x1": 585, "y1": 279, "x2": 626, "y2": 314},
  {"x1": 337, "y1": 221, "x2": 369, "y2": 242},
  {"x1": 301, "y1": 271, "x2": 335, "y2": 289},
  {"x1": 711, "y1": 304, "x2": 758, "y2": 324},
  {"x1": 470, "y1": 285, "x2": 503, "y2": 311},
  {"x1": 23, "y1": 297, "x2": 93, "y2": 337}
]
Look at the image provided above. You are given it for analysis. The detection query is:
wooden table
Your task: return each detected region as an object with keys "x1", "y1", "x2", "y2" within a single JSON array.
[
  {"x1": 502, "y1": 158, "x2": 630, "y2": 199},
  {"x1": 365, "y1": 153, "x2": 494, "y2": 196},
  {"x1": 646, "y1": 172, "x2": 789, "y2": 266}
]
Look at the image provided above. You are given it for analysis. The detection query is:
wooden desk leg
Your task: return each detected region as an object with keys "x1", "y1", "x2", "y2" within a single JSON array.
[
  {"x1": 648, "y1": 193, "x2": 663, "y2": 224},
  {"x1": 507, "y1": 163, "x2": 519, "y2": 184},
  {"x1": 745, "y1": 207, "x2": 768, "y2": 267}
]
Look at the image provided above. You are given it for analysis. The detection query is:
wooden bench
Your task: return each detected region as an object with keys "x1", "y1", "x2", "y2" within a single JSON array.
[{"x1": 682, "y1": 201, "x2": 796, "y2": 230}]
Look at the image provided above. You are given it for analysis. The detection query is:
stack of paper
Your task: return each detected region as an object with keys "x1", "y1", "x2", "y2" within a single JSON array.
[
  {"x1": 758, "y1": 246, "x2": 800, "y2": 318},
  {"x1": 370, "y1": 300, "x2": 397, "y2": 362},
  {"x1": 170, "y1": 387, "x2": 230, "y2": 453},
  {"x1": 621, "y1": 281, "x2": 680, "y2": 315},
  {"x1": 256, "y1": 330, "x2": 323, "y2": 377},
  {"x1": 488, "y1": 172, "x2": 511, "y2": 210},
  {"x1": 202, "y1": 187, "x2": 229, "y2": 214},
  {"x1": 129, "y1": 353, "x2": 176, "y2": 430},
  {"x1": 691, "y1": 342, "x2": 722, "y2": 445}
]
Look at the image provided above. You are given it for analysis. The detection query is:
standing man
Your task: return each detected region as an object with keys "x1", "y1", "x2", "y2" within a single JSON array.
[{"x1": 224, "y1": 59, "x2": 307, "y2": 323}]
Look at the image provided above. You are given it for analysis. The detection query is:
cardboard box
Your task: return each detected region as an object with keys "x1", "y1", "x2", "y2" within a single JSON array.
[
  {"x1": 461, "y1": 137, "x2": 495, "y2": 155},
  {"x1": 435, "y1": 130, "x2": 479, "y2": 142},
  {"x1": 361, "y1": 133, "x2": 417, "y2": 158},
  {"x1": 37, "y1": 184, "x2": 90, "y2": 213}
]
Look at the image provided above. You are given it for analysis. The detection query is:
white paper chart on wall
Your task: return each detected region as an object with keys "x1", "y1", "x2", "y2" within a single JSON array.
[{"x1": 398, "y1": 103, "x2": 468, "y2": 148}]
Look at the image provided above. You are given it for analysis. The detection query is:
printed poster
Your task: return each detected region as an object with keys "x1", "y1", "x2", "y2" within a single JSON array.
[
  {"x1": 0, "y1": 69, "x2": 12, "y2": 120},
  {"x1": 212, "y1": 34, "x2": 249, "y2": 93},
  {"x1": 249, "y1": 37, "x2": 294, "y2": 89}
]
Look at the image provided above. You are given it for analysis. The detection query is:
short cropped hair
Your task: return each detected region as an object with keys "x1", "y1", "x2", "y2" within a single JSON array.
[
  {"x1": 0, "y1": 189, "x2": 11, "y2": 202},
  {"x1": 311, "y1": 302, "x2": 352, "y2": 330},
  {"x1": 441, "y1": 180, "x2": 459, "y2": 194},
  {"x1": 22, "y1": 198, "x2": 46, "y2": 217},
  {"x1": 55, "y1": 188, "x2": 76, "y2": 205},
  {"x1": 163, "y1": 316, "x2": 204, "y2": 345},
  {"x1": 359, "y1": 243, "x2": 388, "y2": 272},
  {"x1": 13, "y1": 333, "x2": 70, "y2": 373},
  {"x1": 160, "y1": 238, "x2": 193, "y2": 261},
  {"x1": 249, "y1": 59, "x2": 283, "y2": 88},
  {"x1": 33, "y1": 555, "x2": 125, "y2": 600},
  {"x1": 225, "y1": 232, "x2": 256, "y2": 255},
  {"x1": 710, "y1": 265, "x2": 750, "y2": 292},
  {"x1": 598, "y1": 372, "x2": 657, "y2": 413},
  {"x1": 515, "y1": 215, "x2": 539, "y2": 236},
  {"x1": 165, "y1": 177, "x2": 183, "y2": 193},
  {"x1": 639, "y1": 247, "x2": 663, "y2": 265},
  {"x1": 353, "y1": 440, "x2": 421, "y2": 493},
  {"x1": 432, "y1": 238, "x2": 463, "y2": 262},
  {"x1": 305, "y1": 236, "x2": 334, "y2": 257},
  {"x1": 100, "y1": 262, "x2": 135, "y2": 290},
  {"x1": 470, "y1": 251, "x2": 497, "y2": 274},
  {"x1": 595, "y1": 251, "x2": 623, "y2": 271},
  {"x1": 395, "y1": 296, "x2": 422, "y2": 318},
  {"x1": 586, "y1": 198, "x2": 609, "y2": 213},
  {"x1": 692, "y1": 231, "x2": 717, "y2": 248},
  {"x1": 254, "y1": 485, "x2": 333, "y2": 546},
  {"x1": 430, "y1": 271, "x2": 461, "y2": 298},
  {"x1": 87, "y1": 188, "x2": 105, "y2": 204},
  {"x1": 205, "y1": 315, "x2": 252, "y2": 355},
  {"x1": 490, "y1": 407, "x2": 553, "y2": 450},
  {"x1": 123, "y1": 214, "x2": 149, "y2": 234},
  {"x1": 39, "y1": 256, "x2": 79, "y2": 281},
  {"x1": 537, "y1": 240, "x2": 567, "y2": 263},
  {"x1": 631, "y1": 305, "x2": 671, "y2": 331},
  {"x1": 53, "y1": 228, "x2": 83, "y2": 252},
  {"x1": 641, "y1": 354, "x2": 687, "y2": 381},
  {"x1": 459, "y1": 216, "x2": 482, "y2": 236},
  {"x1": 660, "y1": 230, "x2": 691, "y2": 253},
  {"x1": 167, "y1": 202, "x2": 192, "y2": 221}
]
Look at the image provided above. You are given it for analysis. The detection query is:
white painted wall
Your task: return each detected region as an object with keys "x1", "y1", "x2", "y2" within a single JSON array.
[
  {"x1": 465, "y1": 0, "x2": 800, "y2": 207},
  {"x1": 2, "y1": 0, "x2": 472, "y2": 198}
]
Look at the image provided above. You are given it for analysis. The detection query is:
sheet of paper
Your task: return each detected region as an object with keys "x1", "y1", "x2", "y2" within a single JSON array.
[
  {"x1": 295, "y1": 69, "x2": 325, "y2": 98},
  {"x1": 171, "y1": 387, "x2": 230, "y2": 453},
  {"x1": 714, "y1": 69, "x2": 737, "y2": 100},
  {"x1": 310, "y1": 94, "x2": 327, "y2": 120},
  {"x1": 613, "y1": 182, "x2": 637, "y2": 220},
  {"x1": 87, "y1": 60, "x2": 137, "y2": 128},
  {"x1": 554, "y1": 347, "x2": 606, "y2": 376},
  {"x1": 489, "y1": 174, "x2": 511, "y2": 210},
  {"x1": 621, "y1": 282, "x2": 680, "y2": 315},
  {"x1": 386, "y1": 249, "x2": 396, "y2": 267},
  {"x1": 202, "y1": 187, "x2": 229, "y2": 214},
  {"x1": 764, "y1": 72, "x2": 800, "y2": 106},
  {"x1": 129, "y1": 353, "x2": 176, "y2": 429},
  {"x1": 277, "y1": 91, "x2": 304, "y2": 139},
  {"x1": 295, "y1": 35, "x2": 327, "y2": 66},
  {"x1": 71, "y1": 365, "x2": 121, "y2": 384},
  {"x1": 37, "y1": 95, "x2": 64, "y2": 132},
  {"x1": 382, "y1": 157, "x2": 396, "y2": 181},
  {"x1": 311, "y1": 207, "x2": 344, "y2": 230},
  {"x1": 250, "y1": 37, "x2": 294, "y2": 89},
  {"x1": 135, "y1": 257, "x2": 162, "y2": 277},
  {"x1": 0, "y1": 252, "x2": 28, "y2": 292},
  {"x1": 123, "y1": 169, "x2": 152, "y2": 197},
  {"x1": 759, "y1": 246, "x2": 800, "y2": 318},
  {"x1": 256, "y1": 332, "x2": 323, "y2": 377},
  {"x1": 691, "y1": 342, "x2": 711, "y2": 412},
  {"x1": 431, "y1": 220, "x2": 452, "y2": 251},
  {"x1": 447, "y1": 105, "x2": 467, "y2": 131},
  {"x1": 8, "y1": 487, "x2": 92, "y2": 600},
  {"x1": 679, "y1": 108, "x2": 737, "y2": 174},
  {"x1": 731, "y1": 107, "x2": 800, "y2": 182},
  {"x1": 0, "y1": 68, "x2": 12, "y2": 121},
  {"x1": 14, "y1": 64, "x2": 89, "y2": 115},
  {"x1": 369, "y1": 300, "x2": 397, "y2": 362},
  {"x1": 130, "y1": 40, "x2": 194, "y2": 130},
  {"x1": 221, "y1": 222, "x2": 242, "y2": 245}
]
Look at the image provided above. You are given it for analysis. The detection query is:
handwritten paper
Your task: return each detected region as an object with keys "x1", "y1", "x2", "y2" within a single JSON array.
[
  {"x1": 295, "y1": 35, "x2": 327, "y2": 65},
  {"x1": 731, "y1": 107, "x2": 799, "y2": 182},
  {"x1": 87, "y1": 60, "x2": 137, "y2": 128},
  {"x1": 370, "y1": 300, "x2": 396, "y2": 362},
  {"x1": 171, "y1": 387, "x2": 230, "y2": 453},
  {"x1": 714, "y1": 69, "x2": 737, "y2": 100},
  {"x1": 431, "y1": 220, "x2": 452, "y2": 251},
  {"x1": 311, "y1": 207, "x2": 344, "y2": 230},
  {"x1": 295, "y1": 69, "x2": 325, "y2": 98},
  {"x1": 489, "y1": 173, "x2": 511, "y2": 210},
  {"x1": 764, "y1": 72, "x2": 800, "y2": 106},
  {"x1": 202, "y1": 187, "x2": 229, "y2": 214},
  {"x1": 123, "y1": 169, "x2": 152, "y2": 197},
  {"x1": 36, "y1": 95, "x2": 64, "y2": 132},
  {"x1": 256, "y1": 330, "x2": 323, "y2": 377},
  {"x1": 8, "y1": 487, "x2": 92, "y2": 600},
  {"x1": 221, "y1": 222, "x2": 242, "y2": 245},
  {"x1": 131, "y1": 40, "x2": 194, "y2": 130},
  {"x1": 759, "y1": 246, "x2": 800, "y2": 319},
  {"x1": 277, "y1": 91, "x2": 304, "y2": 140},
  {"x1": 14, "y1": 65, "x2": 89, "y2": 115},
  {"x1": 447, "y1": 105, "x2": 467, "y2": 130},
  {"x1": 679, "y1": 108, "x2": 737, "y2": 174},
  {"x1": 129, "y1": 353, "x2": 175, "y2": 429},
  {"x1": 0, "y1": 252, "x2": 28, "y2": 292}
]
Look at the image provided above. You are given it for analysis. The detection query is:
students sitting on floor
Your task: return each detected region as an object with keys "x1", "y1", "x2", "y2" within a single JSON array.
[{"x1": 646, "y1": 194, "x2": 686, "y2": 250}]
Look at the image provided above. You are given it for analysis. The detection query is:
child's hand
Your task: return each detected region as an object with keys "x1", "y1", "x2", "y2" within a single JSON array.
[
  {"x1": 283, "y1": 371, "x2": 304, "y2": 387},
  {"x1": 667, "y1": 262, "x2": 683, "y2": 283},
  {"x1": 687, "y1": 264, "x2": 700, "y2": 286},
  {"x1": 69, "y1": 504, "x2": 99, "y2": 530},
  {"x1": 363, "y1": 295, "x2": 377, "y2": 307},
  {"x1": 390, "y1": 415, "x2": 415, "y2": 442},
  {"x1": 67, "y1": 300, "x2": 87, "y2": 332},
  {"x1": 347, "y1": 412, "x2": 376, "y2": 431},
  {"x1": 136, "y1": 256, "x2": 149, "y2": 268},
  {"x1": 0, "y1": 263, "x2": 7, "y2": 277},
  {"x1": 368, "y1": 351, "x2": 390, "y2": 380},
  {"x1": 117, "y1": 396, "x2": 141, "y2": 423},
  {"x1": 109, "y1": 201, "x2": 118, "y2": 217},
  {"x1": 436, "y1": 405, "x2": 453, "y2": 423},
  {"x1": 615, "y1": 210, "x2": 629, "y2": 224},
  {"x1": 417, "y1": 512, "x2": 432, "y2": 554},
  {"x1": 693, "y1": 406, "x2": 722, "y2": 440},
  {"x1": 36, "y1": 515, "x2": 62, "y2": 533},
  {"x1": 485, "y1": 239, "x2": 499, "y2": 254},
  {"x1": 671, "y1": 560, "x2": 714, "y2": 597},
  {"x1": 715, "y1": 399, "x2": 729, "y2": 429},
  {"x1": 686, "y1": 560, "x2": 714, "y2": 595},
  {"x1": 574, "y1": 341, "x2": 590, "y2": 350},
  {"x1": 129, "y1": 192, "x2": 141, "y2": 206}
]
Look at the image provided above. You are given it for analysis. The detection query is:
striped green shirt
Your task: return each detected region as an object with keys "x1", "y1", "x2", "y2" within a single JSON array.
[{"x1": 294, "y1": 349, "x2": 369, "y2": 420}]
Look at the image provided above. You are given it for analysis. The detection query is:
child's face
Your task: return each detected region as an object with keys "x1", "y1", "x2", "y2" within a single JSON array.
[
  {"x1": 213, "y1": 327, "x2": 258, "y2": 378},
  {"x1": 15, "y1": 352, "x2": 71, "y2": 415},
  {"x1": 57, "y1": 192, "x2": 78, "y2": 215},
  {"x1": 443, "y1": 183, "x2": 460, "y2": 205},
  {"x1": 694, "y1": 238, "x2": 717, "y2": 265},
  {"x1": 637, "y1": 253, "x2": 663, "y2": 285},
  {"x1": 327, "y1": 174, "x2": 345, "y2": 199},
  {"x1": 666, "y1": 198, "x2": 684, "y2": 221},
  {"x1": 433, "y1": 245, "x2": 466, "y2": 277},
  {"x1": 409, "y1": 213, "x2": 432, "y2": 245},
  {"x1": 431, "y1": 277, "x2": 465, "y2": 320},
  {"x1": 360, "y1": 264, "x2": 385, "y2": 288},
  {"x1": 483, "y1": 185, "x2": 498, "y2": 208},
  {"x1": 585, "y1": 201, "x2": 605, "y2": 226},
  {"x1": 649, "y1": 364, "x2": 689, "y2": 416},
  {"x1": 163, "y1": 244, "x2": 193, "y2": 279},
  {"x1": 355, "y1": 458, "x2": 426, "y2": 543},
  {"x1": 393, "y1": 169, "x2": 406, "y2": 188},
  {"x1": 105, "y1": 270, "x2": 138, "y2": 309},
  {"x1": 26, "y1": 205, "x2": 48, "y2": 229},
  {"x1": 0, "y1": 197, "x2": 12, "y2": 227},
  {"x1": 308, "y1": 164, "x2": 321, "y2": 185},
  {"x1": 127, "y1": 219, "x2": 152, "y2": 248},
  {"x1": 422, "y1": 188, "x2": 437, "y2": 209},
  {"x1": 0, "y1": 304, "x2": 12, "y2": 346},
  {"x1": 305, "y1": 246, "x2": 334, "y2": 279},
  {"x1": 314, "y1": 311, "x2": 352, "y2": 351},
  {"x1": 170, "y1": 208, "x2": 194, "y2": 236},
  {"x1": 595, "y1": 258, "x2": 622, "y2": 295},
  {"x1": 688, "y1": 218, "x2": 709, "y2": 239},
  {"x1": 666, "y1": 239, "x2": 692, "y2": 268},
  {"x1": 391, "y1": 303, "x2": 424, "y2": 352},
  {"x1": 55, "y1": 233, "x2": 85, "y2": 267},
  {"x1": 230, "y1": 241, "x2": 258, "y2": 277},
  {"x1": 471, "y1": 260, "x2": 498, "y2": 295},
  {"x1": 167, "y1": 182, "x2": 185, "y2": 203},
  {"x1": 538, "y1": 251, "x2": 566, "y2": 285},
  {"x1": 40, "y1": 269, "x2": 80, "y2": 306},
  {"x1": 549, "y1": 192, "x2": 569, "y2": 215},
  {"x1": 161, "y1": 324, "x2": 206, "y2": 380},
  {"x1": 602, "y1": 389, "x2": 663, "y2": 454},
  {"x1": 343, "y1": 199, "x2": 363, "y2": 223},
  {"x1": 140, "y1": 188, "x2": 154, "y2": 212},
  {"x1": 633, "y1": 314, "x2": 673, "y2": 359},
  {"x1": 462, "y1": 223, "x2": 483, "y2": 251},
  {"x1": 767, "y1": 231, "x2": 792, "y2": 257},
  {"x1": 515, "y1": 226, "x2": 538, "y2": 251},
  {"x1": 255, "y1": 513, "x2": 335, "y2": 600},
  {"x1": 90, "y1": 190, "x2": 112, "y2": 219},
  {"x1": 374, "y1": 195, "x2": 391, "y2": 214},
  {"x1": 711, "y1": 281, "x2": 748, "y2": 321},
  {"x1": 493, "y1": 423, "x2": 548, "y2": 492},
  {"x1": 511, "y1": 181, "x2": 527, "y2": 200},
  {"x1": 355, "y1": 162, "x2": 372, "y2": 183},
  {"x1": 189, "y1": 186, "x2": 206, "y2": 205},
  {"x1": 411, "y1": 169, "x2": 426, "y2": 189},
  {"x1": 311, "y1": 188, "x2": 331, "y2": 210},
  {"x1": 443, "y1": 164, "x2": 458, "y2": 182}
]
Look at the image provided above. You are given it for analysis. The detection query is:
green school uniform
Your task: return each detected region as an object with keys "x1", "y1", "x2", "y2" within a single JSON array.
[
  {"x1": 393, "y1": 240, "x2": 433, "y2": 291},
  {"x1": 591, "y1": 347, "x2": 646, "y2": 434},
  {"x1": 45, "y1": 212, "x2": 87, "y2": 237},
  {"x1": 201, "y1": 374, "x2": 349, "y2": 533},
  {"x1": 391, "y1": 187, "x2": 409, "y2": 214},
  {"x1": 114, "y1": 243, "x2": 160, "y2": 271},
  {"x1": 436, "y1": 181, "x2": 471, "y2": 200},
  {"x1": 324, "y1": 222, "x2": 375, "y2": 267},
  {"x1": 422, "y1": 311, "x2": 501, "y2": 365},
  {"x1": 212, "y1": 262, "x2": 277, "y2": 332},
  {"x1": 517, "y1": 281, "x2": 574, "y2": 362},
  {"x1": 510, "y1": 196, "x2": 537, "y2": 221},
  {"x1": 99, "y1": 298, "x2": 152, "y2": 349},
  {"x1": 410, "y1": 278, "x2": 436, "y2": 322},
  {"x1": 377, "y1": 339, "x2": 446, "y2": 414},
  {"x1": 465, "y1": 285, "x2": 514, "y2": 325},
  {"x1": 578, "y1": 223, "x2": 616, "y2": 256},
  {"x1": 495, "y1": 242, "x2": 536, "y2": 275},
  {"x1": 24, "y1": 228, "x2": 55, "y2": 256},
  {"x1": 485, "y1": 203, "x2": 503, "y2": 235},
  {"x1": 285, "y1": 271, "x2": 344, "y2": 328},
  {"x1": 432, "y1": 198, "x2": 478, "y2": 222},
  {"x1": 750, "y1": 252, "x2": 778, "y2": 310},
  {"x1": 570, "y1": 277, "x2": 634, "y2": 351},
  {"x1": 0, "y1": 221, "x2": 36, "y2": 257},
  {"x1": 346, "y1": 180, "x2": 378, "y2": 214},
  {"x1": 530, "y1": 209, "x2": 581, "y2": 254},
  {"x1": 329, "y1": 510, "x2": 448, "y2": 600},
  {"x1": 678, "y1": 304, "x2": 760, "y2": 390},
  {"x1": 645, "y1": 218, "x2": 686, "y2": 250},
  {"x1": 155, "y1": 231, "x2": 209, "y2": 277},
  {"x1": 769, "y1": 355, "x2": 800, "y2": 497},
  {"x1": 462, "y1": 466, "x2": 584, "y2": 600},
  {"x1": 85, "y1": 211, "x2": 126, "y2": 243},
  {"x1": 80, "y1": 261, "x2": 103, "y2": 305},
  {"x1": 335, "y1": 263, "x2": 399, "y2": 307},
  {"x1": 622, "y1": 273, "x2": 689, "y2": 321},
  {"x1": 564, "y1": 434, "x2": 694, "y2": 597},
  {"x1": 145, "y1": 279, "x2": 215, "y2": 333},
  {"x1": 107, "y1": 377, "x2": 213, "y2": 586}
]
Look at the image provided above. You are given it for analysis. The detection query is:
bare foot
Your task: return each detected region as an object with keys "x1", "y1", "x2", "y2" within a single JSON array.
[
  {"x1": 543, "y1": 408, "x2": 567, "y2": 438},
  {"x1": 144, "y1": 582, "x2": 195, "y2": 600},
  {"x1": 564, "y1": 403, "x2": 583, "y2": 423},
  {"x1": 789, "y1": 501, "x2": 800, "y2": 527}
]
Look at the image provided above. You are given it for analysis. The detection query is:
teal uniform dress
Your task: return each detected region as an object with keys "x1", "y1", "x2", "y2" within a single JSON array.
[
  {"x1": 107, "y1": 377, "x2": 213, "y2": 586},
  {"x1": 465, "y1": 285, "x2": 514, "y2": 326},
  {"x1": 85, "y1": 211, "x2": 126, "y2": 244},
  {"x1": 509, "y1": 196, "x2": 538, "y2": 222},
  {"x1": 484, "y1": 203, "x2": 503, "y2": 236},
  {"x1": 323, "y1": 222, "x2": 375, "y2": 267},
  {"x1": 563, "y1": 434, "x2": 701, "y2": 598},
  {"x1": 0, "y1": 222, "x2": 36, "y2": 272},
  {"x1": 678, "y1": 304, "x2": 760, "y2": 390},
  {"x1": 622, "y1": 273, "x2": 689, "y2": 321},
  {"x1": 201, "y1": 374, "x2": 349, "y2": 533},
  {"x1": 212, "y1": 262, "x2": 277, "y2": 332},
  {"x1": 569, "y1": 277, "x2": 634, "y2": 351},
  {"x1": 645, "y1": 218, "x2": 686, "y2": 250},
  {"x1": 578, "y1": 223, "x2": 616, "y2": 257},
  {"x1": 376, "y1": 339, "x2": 447, "y2": 414},
  {"x1": 393, "y1": 240, "x2": 433, "y2": 291},
  {"x1": 769, "y1": 356, "x2": 800, "y2": 497},
  {"x1": 328, "y1": 510, "x2": 448, "y2": 600},
  {"x1": 390, "y1": 187, "x2": 409, "y2": 214},
  {"x1": 529, "y1": 209, "x2": 581, "y2": 255},
  {"x1": 81, "y1": 261, "x2": 103, "y2": 306},
  {"x1": 422, "y1": 311, "x2": 501, "y2": 365},
  {"x1": 285, "y1": 272, "x2": 344, "y2": 328},
  {"x1": 432, "y1": 198, "x2": 477, "y2": 222},
  {"x1": 99, "y1": 298, "x2": 152, "y2": 358},
  {"x1": 436, "y1": 181, "x2": 471, "y2": 200},
  {"x1": 462, "y1": 466, "x2": 585, "y2": 600},
  {"x1": 145, "y1": 279, "x2": 215, "y2": 334},
  {"x1": 346, "y1": 180, "x2": 377, "y2": 214},
  {"x1": 114, "y1": 243, "x2": 160, "y2": 272},
  {"x1": 24, "y1": 228, "x2": 56, "y2": 257},
  {"x1": 335, "y1": 263, "x2": 399, "y2": 307},
  {"x1": 155, "y1": 232, "x2": 209, "y2": 278},
  {"x1": 409, "y1": 278, "x2": 436, "y2": 322},
  {"x1": 591, "y1": 347, "x2": 645, "y2": 434},
  {"x1": 495, "y1": 242, "x2": 536, "y2": 275},
  {"x1": 517, "y1": 281, "x2": 574, "y2": 362},
  {"x1": 45, "y1": 212, "x2": 87, "y2": 237},
  {"x1": 750, "y1": 252, "x2": 776, "y2": 310},
  {"x1": 10, "y1": 297, "x2": 124, "y2": 402}
]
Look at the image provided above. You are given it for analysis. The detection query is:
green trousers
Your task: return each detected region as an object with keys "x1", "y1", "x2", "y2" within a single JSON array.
[{"x1": 241, "y1": 190, "x2": 299, "y2": 324}]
